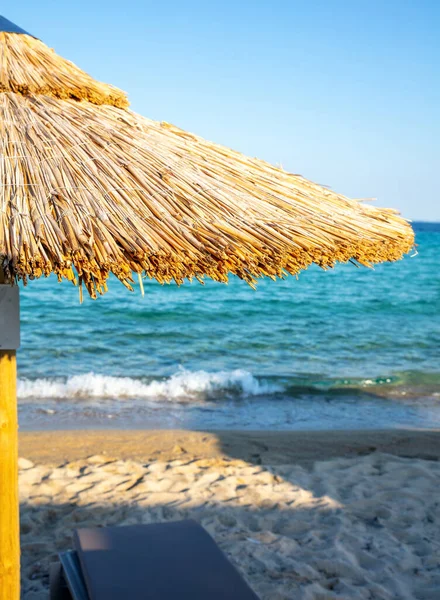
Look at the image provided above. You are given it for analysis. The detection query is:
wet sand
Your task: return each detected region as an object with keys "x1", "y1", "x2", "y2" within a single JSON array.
[{"x1": 19, "y1": 428, "x2": 440, "y2": 467}]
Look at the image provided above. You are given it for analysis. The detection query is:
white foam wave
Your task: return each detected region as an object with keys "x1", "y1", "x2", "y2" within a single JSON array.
[{"x1": 17, "y1": 369, "x2": 282, "y2": 402}]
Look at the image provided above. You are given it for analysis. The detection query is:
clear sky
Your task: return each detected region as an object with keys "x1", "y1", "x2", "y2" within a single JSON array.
[{"x1": 4, "y1": 1, "x2": 439, "y2": 221}]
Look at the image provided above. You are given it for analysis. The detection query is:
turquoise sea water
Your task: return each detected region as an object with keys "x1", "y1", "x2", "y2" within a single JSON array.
[{"x1": 17, "y1": 222, "x2": 440, "y2": 431}]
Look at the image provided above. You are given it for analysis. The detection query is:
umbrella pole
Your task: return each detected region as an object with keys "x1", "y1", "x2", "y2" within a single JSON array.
[
  {"x1": 0, "y1": 280, "x2": 20, "y2": 600},
  {"x1": 0, "y1": 351, "x2": 19, "y2": 600}
]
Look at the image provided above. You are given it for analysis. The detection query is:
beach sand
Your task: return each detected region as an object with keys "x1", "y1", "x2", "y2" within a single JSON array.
[{"x1": 19, "y1": 429, "x2": 440, "y2": 599}]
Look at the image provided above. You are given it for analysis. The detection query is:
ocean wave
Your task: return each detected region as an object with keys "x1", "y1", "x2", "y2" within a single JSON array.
[
  {"x1": 17, "y1": 369, "x2": 440, "y2": 403},
  {"x1": 17, "y1": 369, "x2": 283, "y2": 402}
]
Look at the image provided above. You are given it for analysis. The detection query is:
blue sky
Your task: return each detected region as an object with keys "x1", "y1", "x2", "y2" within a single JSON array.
[{"x1": 4, "y1": 1, "x2": 439, "y2": 221}]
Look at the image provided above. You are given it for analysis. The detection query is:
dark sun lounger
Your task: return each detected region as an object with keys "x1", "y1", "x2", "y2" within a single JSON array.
[{"x1": 50, "y1": 519, "x2": 260, "y2": 600}]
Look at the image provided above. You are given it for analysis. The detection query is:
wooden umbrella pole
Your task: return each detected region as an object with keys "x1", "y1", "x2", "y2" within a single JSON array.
[
  {"x1": 0, "y1": 272, "x2": 20, "y2": 600},
  {"x1": 0, "y1": 351, "x2": 19, "y2": 600}
]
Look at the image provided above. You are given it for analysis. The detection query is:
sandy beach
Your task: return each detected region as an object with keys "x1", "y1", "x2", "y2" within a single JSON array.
[{"x1": 19, "y1": 428, "x2": 440, "y2": 599}]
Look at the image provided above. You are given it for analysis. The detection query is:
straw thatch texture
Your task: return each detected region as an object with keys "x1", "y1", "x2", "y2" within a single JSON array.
[
  {"x1": 0, "y1": 26, "x2": 414, "y2": 297},
  {"x1": 0, "y1": 32, "x2": 128, "y2": 108},
  {"x1": 0, "y1": 89, "x2": 414, "y2": 297}
]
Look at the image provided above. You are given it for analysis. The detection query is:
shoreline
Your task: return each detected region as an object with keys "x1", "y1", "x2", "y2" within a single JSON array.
[{"x1": 19, "y1": 428, "x2": 440, "y2": 467}]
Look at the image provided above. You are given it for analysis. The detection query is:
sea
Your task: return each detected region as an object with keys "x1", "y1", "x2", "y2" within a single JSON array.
[{"x1": 17, "y1": 222, "x2": 440, "y2": 431}]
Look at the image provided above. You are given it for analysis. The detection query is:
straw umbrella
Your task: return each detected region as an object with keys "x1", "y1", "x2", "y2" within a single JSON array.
[{"x1": 0, "y1": 15, "x2": 414, "y2": 599}]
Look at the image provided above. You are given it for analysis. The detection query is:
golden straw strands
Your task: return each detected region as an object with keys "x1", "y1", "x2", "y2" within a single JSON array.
[
  {"x1": 0, "y1": 31, "x2": 414, "y2": 298},
  {"x1": 0, "y1": 32, "x2": 128, "y2": 108}
]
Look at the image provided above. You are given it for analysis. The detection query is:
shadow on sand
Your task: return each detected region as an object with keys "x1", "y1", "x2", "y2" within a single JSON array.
[{"x1": 19, "y1": 429, "x2": 440, "y2": 599}]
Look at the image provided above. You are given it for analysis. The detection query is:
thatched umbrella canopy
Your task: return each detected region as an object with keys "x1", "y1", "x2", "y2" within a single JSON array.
[
  {"x1": 0, "y1": 15, "x2": 414, "y2": 599},
  {"x1": 0, "y1": 17, "x2": 413, "y2": 298}
]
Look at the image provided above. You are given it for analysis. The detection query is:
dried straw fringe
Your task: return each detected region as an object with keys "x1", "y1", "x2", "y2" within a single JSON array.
[
  {"x1": 0, "y1": 92, "x2": 414, "y2": 298},
  {"x1": 0, "y1": 32, "x2": 128, "y2": 108}
]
